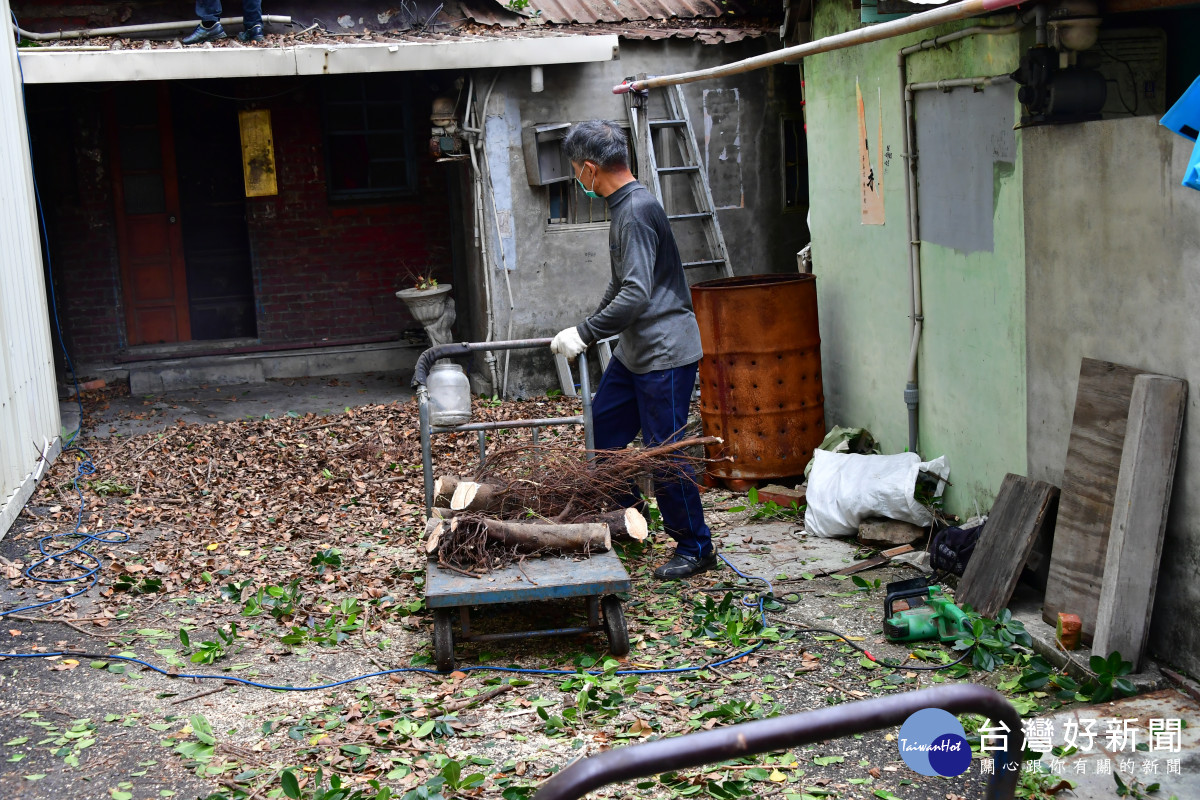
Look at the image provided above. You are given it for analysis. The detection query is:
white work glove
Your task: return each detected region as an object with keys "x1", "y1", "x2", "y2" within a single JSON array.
[{"x1": 550, "y1": 327, "x2": 587, "y2": 359}]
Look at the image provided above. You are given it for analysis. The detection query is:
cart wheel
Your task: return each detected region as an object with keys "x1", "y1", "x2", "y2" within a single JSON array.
[
  {"x1": 601, "y1": 595, "x2": 629, "y2": 657},
  {"x1": 433, "y1": 609, "x2": 455, "y2": 673}
]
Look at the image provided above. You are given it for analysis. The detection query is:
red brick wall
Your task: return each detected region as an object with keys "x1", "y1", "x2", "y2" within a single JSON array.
[
  {"x1": 30, "y1": 78, "x2": 456, "y2": 365},
  {"x1": 246, "y1": 79, "x2": 455, "y2": 345},
  {"x1": 28, "y1": 86, "x2": 127, "y2": 363}
]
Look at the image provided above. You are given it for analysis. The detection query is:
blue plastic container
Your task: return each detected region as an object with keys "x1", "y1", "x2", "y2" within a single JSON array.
[
  {"x1": 1184, "y1": 137, "x2": 1200, "y2": 191},
  {"x1": 1161, "y1": 74, "x2": 1200, "y2": 141}
]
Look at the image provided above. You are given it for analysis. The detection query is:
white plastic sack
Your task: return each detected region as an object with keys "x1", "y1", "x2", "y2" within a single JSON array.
[{"x1": 803, "y1": 450, "x2": 950, "y2": 538}]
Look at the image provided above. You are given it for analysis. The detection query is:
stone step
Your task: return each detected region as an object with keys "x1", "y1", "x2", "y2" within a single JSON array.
[{"x1": 124, "y1": 342, "x2": 423, "y2": 394}]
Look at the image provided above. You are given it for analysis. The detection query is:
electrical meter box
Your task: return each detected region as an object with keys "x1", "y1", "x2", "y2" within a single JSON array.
[{"x1": 522, "y1": 122, "x2": 572, "y2": 186}]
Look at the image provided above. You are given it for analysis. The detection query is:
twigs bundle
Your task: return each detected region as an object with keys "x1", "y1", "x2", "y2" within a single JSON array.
[
  {"x1": 473, "y1": 436, "x2": 718, "y2": 521},
  {"x1": 427, "y1": 436, "x2": 720, "y2": 573}
]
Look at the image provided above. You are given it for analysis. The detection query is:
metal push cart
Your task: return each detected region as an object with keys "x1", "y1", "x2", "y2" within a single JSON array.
[{"x1": 411, "y1": 339, "x2": 631, "y2": 672}]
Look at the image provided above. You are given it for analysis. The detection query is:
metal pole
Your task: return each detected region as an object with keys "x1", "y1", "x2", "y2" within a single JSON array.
[
  {"x1": 578, "y1": 352, "x2": 595, "y2": 454},
  {"x1": 612, "y1": 0, "x2": 1024, "y2": 93},
  {"x1": 534, "y1": 684, "x2": 1022, "y2": 800},
  {"x1": 418, "y1": 388, "x2": 435, "y2": 515},
  {"x1": 478, "y1": 430, "x2": 488, "y2": 470}
]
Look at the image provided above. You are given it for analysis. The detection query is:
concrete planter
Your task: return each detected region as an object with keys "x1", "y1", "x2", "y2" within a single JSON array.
[{"x1": 396, "y1": 283, "x2": 456, "y2": 347}]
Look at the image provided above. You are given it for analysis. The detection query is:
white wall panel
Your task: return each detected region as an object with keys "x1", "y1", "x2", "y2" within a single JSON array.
[{"x1": 0, "y1": 0, "x2": 64, "y2": 539}]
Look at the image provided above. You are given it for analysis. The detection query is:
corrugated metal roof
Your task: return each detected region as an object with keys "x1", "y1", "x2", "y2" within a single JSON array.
[
  {"x1": 11, "y1": 0, "x2": 772, "y2": 45},
  {"x1": 458, "y1": 0, "x2": 762, "y2": 26},
  {"x1": 525, "y1": 0, "x2": 748, "y2": 25}
]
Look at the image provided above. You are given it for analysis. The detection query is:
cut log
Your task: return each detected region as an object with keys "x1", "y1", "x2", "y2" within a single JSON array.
[
  {"x1": 481, "y1": 520, "x2": 611, "y2": 553},
  {"x1": 597, "y1": 508, "x2": 649, "y2": 542},
  {"x1": 637, "y1": 436, "x2": 722, "y2": 459},
  {"x1": 450, "y1": 481, "x2": 504, "y2": 512},
  {"x1": 424, "y1": 517, "x2": 445, "y2": 554},
  {"x1": 433, "y1": 476, "x2": 460, "y2": 508}
]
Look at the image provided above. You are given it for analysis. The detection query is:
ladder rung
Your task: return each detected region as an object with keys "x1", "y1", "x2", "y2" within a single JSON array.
[
  {"x1": 649, "y1": 119, "x2": 687, "y2": 128},
  {"x1": 668, "y1": 212, "x2": 714, "y2": 221},
  {"x1": 658, "y1": 165, "x2": 700, "y2": 175},
  {"x1": 682, "y1": 259, "x2": 726, "y2": 269}
]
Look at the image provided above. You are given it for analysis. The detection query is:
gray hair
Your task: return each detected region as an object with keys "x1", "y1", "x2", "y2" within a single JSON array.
[{"x1": 563, "y1": 120, "x2": 628, "y2": 169}]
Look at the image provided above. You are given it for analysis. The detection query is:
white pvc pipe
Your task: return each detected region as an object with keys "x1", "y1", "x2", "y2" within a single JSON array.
[
  {"x1": 17, "y1": 45, "x2": 110, "y2": 52},
  {"x1": 896, "y1": 6, "x2": 1031, "y2": 454},
  {"x1": 15, "y1": 16, "x2": 293, "y2": 41},
  {"x1": 613, "y1": 0, "x2": 1023, "y2": 93},
  {"x1": 465, "y1": 76, "x2": 502, "y2": 395},
  {"x1": 472, "y1": 73, "x2": 518, "y2": 398}
]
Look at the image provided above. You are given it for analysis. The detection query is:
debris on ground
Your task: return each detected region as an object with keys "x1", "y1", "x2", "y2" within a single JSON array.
[{"x1": 0, "y1": 383, "x2": 1142, "y2": 800}]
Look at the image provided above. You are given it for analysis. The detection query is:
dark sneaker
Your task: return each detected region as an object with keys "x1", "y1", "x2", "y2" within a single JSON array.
[
  {"x1": 182, "y1": 23, "x2": 227, "y2": 45},
  {"x1": 237, "y1": 24, "x2": 264, "y2": 43},
  {"x1": 653, "y1": 549, "x2": 719, "y2": 580}
]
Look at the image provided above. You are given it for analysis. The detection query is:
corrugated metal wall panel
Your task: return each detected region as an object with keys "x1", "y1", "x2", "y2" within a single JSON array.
[{"x1": 0, "y1": 0, "x2": 64, "y2": 540}]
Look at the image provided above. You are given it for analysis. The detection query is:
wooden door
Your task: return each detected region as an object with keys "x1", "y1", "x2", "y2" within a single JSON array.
[{"x1": 108, "y1": 83, "x2": 190, "y2": 345}]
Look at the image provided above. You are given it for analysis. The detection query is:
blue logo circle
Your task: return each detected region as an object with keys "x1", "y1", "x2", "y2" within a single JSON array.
[
  {"x1": 898, "y1": 709, "x2": 970, "y2": 777},
  {"x1": 928, "y1": 732, "x2": 971, "y2": 777}
]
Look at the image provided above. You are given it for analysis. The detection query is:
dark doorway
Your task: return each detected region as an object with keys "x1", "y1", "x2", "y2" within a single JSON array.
[{"x1": 171, "y1": 83, "x2": 257, "y2": 341}]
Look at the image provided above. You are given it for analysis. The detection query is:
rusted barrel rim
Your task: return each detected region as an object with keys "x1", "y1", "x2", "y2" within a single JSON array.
[{"x1": 692, "y1": 273, "x2": 816, "y2": 291}]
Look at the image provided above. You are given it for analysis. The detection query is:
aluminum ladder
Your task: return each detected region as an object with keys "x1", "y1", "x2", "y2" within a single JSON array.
[{"x1": 625, "y1": 77, "x2": 734, "y2": 282}]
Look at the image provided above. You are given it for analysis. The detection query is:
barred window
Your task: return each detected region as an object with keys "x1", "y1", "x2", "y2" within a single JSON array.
[
  {"x1": 323, "y1": 75, "x2": 416, "y2": 200},
  {"x1": 546, "y1": 126, "x2": 636, "y2": 227}
]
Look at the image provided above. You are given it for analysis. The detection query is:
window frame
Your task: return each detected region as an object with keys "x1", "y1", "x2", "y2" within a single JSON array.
[{"x1": 321, "y1": 75, "x2": 418, "y2": 202}]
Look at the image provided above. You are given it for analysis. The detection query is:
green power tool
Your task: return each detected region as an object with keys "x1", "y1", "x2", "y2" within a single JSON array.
[{"x1": 883, "y1": 581, "x2": 969, "y2": 644}]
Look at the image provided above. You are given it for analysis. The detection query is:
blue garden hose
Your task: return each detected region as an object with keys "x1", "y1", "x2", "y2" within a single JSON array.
[{"x1": 0, "y1": 554, "x2": 769, "y2": 690}]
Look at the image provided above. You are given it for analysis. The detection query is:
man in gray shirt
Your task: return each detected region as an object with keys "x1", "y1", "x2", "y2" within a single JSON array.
[{"x1": 551, "y1": 120, "x2": 715, "y2": 580}]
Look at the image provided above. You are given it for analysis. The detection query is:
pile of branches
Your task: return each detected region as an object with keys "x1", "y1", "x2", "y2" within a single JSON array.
[{"x1": 425, "y1": 436, "x2": 718, "y2": 575}]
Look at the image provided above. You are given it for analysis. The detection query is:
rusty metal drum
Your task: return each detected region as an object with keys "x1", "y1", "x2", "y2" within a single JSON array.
[{"x1": 691, "y1": 274, "x2": 825, "y2": 489}]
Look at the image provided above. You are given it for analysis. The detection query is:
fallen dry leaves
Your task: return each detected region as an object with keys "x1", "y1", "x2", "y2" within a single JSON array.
[{"x1": 12, "y1": 395, "x2": 585, "y2": 627}]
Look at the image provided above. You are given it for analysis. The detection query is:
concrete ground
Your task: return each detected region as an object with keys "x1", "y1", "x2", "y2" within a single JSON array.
[
  {"x1": 1033, "y1": 689, "x2": 1200, "y2": 799},
  {"x1": 17, "y1": 372, "x2": 1198, "y2": 800},
  {"x1": 70, "y1": 371, "x2": 413, "y2": 441}
]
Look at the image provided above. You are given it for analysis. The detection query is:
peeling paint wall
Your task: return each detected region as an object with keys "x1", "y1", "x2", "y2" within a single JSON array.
[
  {"x1": 468, "y1": 38, "x2": 808, "y2": 397},
  {"x1": 804, "y1": 0, "x2": 1029, "y2": 516},
  {"x1": 703, "y1": 88, "x2": 744, "y2": 210}
]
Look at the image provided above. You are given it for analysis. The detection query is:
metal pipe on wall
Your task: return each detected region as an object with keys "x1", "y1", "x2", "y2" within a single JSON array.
[
  {"x1": 601, "y1": 0, "x2": 1035, "y2": 455},
  {"x1": 464, "y1": 76, "x2": 502, "y2": 395},
  {"x1": 896, "y1": 11, "x2": 1033, "y2": 454},
  {"x1": 14, "y1": 16, "x2": 293, "y2": 41},
  {"x1": 613, "y1": 0, "x2": 1025, "y2": 94},
  {"x1": 472, "y1": 74, "x2": 519, "y2": 398}
]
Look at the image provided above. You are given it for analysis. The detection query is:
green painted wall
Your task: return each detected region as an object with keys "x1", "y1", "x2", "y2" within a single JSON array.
[{"x1": 805, "y1": 1, "x2": 1029, "y2": 515}]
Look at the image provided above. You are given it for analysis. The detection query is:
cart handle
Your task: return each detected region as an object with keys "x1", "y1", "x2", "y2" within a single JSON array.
[
  {"x1": 411, "y1": 338, "x2": 554, "y2": 388},
  {"x1": 533, "y1": 684, "x2": 1022, "y2": 800}
]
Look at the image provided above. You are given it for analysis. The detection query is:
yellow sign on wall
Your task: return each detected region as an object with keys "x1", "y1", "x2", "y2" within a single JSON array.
[{"x1": 238, "y1": 109, "x2": 278, "y2": 197}]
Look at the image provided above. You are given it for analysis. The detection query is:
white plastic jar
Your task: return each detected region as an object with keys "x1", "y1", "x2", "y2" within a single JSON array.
[{"x1": 427, "y1": 362, "x2": 472, "y2": 426}]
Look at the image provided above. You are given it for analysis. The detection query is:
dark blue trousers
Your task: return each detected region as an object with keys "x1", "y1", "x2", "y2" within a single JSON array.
[
  {"x1": 592, "y1": 358, "x2": 712, "y2": 559},
  {"x1": 197, "y1": 0, "x2": 262, "y2": 27}
]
